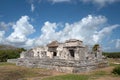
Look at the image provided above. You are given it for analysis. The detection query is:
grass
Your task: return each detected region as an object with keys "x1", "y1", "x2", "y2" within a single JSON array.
[
  {"x1": 0, "y1": 58, "x2": 120, "y2": 80},
  {"x1": 93, "y1": 71, "x2": 107, "y2": 76},
  {"x1": 0, "y1": 62, "x2": 15, "y2": 66},
  {"x1": 42, "y1": 74, "x2": 89, "y2": 80},
  {"x1": 0, "y1": 62, "x2": 52, "y2": 80}
]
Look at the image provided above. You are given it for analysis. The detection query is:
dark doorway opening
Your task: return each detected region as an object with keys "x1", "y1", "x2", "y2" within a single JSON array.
[
  {"x1": 53, "y1": 52, "x2": 57, "y2": 57},
  {"x1": 69, "y1": 50, "x2": 75, "y2": 57}
]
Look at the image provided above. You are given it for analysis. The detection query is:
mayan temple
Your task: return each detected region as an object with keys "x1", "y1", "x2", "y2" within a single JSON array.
[{"x1": 15, "y1": 39, "x2": 108, "y2": 73}]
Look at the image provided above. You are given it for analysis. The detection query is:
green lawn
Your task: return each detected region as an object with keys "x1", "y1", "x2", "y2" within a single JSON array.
[{"x1": 42, "y1": 74, "x2": 89, "y2": 80}]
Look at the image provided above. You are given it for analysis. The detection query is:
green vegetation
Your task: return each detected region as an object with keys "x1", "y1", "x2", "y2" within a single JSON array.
[
  {"x1": 92, "y1": 44, "x2": 100, "y2": 51},
  {"x1": 112, "y1": 66, "x2": 120, "y2": 75},
  {"x1": 0, "y1": 62, "x2": 52, "y2": 80},
  {"x1": 93, "y1": 71, "x2": 107, "y2": 76},
  {"x1": 0, "y1": 48, "x2": 26, "y2": 62},
  {"x1": 0, "y1": 62, "x2": 15, "y2": 66},
  {"x1": 0, "y1": 61, "x2": 120, "y2": 80},
  {"x1": 42, "y1": 74, "x2": 89, "y2": 80},
  {"x1": 103, "y1": 52, "x2": 120, "y2": 58}
]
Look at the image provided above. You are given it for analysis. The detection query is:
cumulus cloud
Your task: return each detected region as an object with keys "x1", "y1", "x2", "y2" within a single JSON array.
[
  {"x1": 0, "y1": 15, "x2": 119, "y2": 50},
  {"x1": 35, "y1": 21, "x2": 59, "y2": 46},
  {"x1": 81, "y1": 0, "x2": 120, "y2": 7},
  {"x1": 0, "y1": 22, "x2": 13, "y2": 30},
  {"x1": 93, "y1": 24, "x2": 119, "y2": 43},
  {"x1": 6, "y1": 16, "x2": 35, "y2": 47},
  {"x1": 35, "y1": 15, "x2": 118, "y2": 46}
]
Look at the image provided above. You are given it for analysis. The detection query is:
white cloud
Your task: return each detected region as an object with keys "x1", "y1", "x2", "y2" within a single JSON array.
[
  {"x1": 0, "y1": 22, "x2": 13, "y2": 30},
  {"x1": 49, "y1": 0, "x2": 71, "y2": 3},
  {"x1": 35, "y1": 15, "x2": 118, "y2": 46},
  {"x1": 24, "y1": 39, "x2": 35, "y2": 48},
  {"x1": 27, "y1": 0, "x2": 38, "y2": 12},
  {"x1": 35, "y1": 21, "x2": 59, "y2": 46},
  {"x1": 6, "y1": 16, "x2": 35, "y2": 47},
  {"x1": 0, "y1": 22, "x2": 13, "y2": 44},
  {"x1": 116, "y1": 39, "x2": 120, "y2": 49},
  {"x1": 0, "y1": 31, "x2": 5, "y2": 43},
  {"x1": 31, "y1": 4, "x2": 35, "y2": 12},
  {"x1": 59, "y1": 15, "x2": 107, "y2": 44},
  {"x1": 0, "y1": 15, "x2": 119, "y2": 50},
  {"x1": 93, "y1": 24, "x2": 119, "y2": 43},
  {"x1": 81, "y1": 0, "x2": 120, "y2": 7},
  {"x1": 27, "y1": 0, "x2": 72, "y2": 5}
]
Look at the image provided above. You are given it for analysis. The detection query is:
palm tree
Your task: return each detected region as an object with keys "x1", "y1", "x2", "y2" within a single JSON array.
[{"x1": 92, "y1": 44, "x2": 100, "y2": 51}]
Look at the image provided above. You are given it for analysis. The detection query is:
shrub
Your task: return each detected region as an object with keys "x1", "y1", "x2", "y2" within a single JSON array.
[
  {"x1": 92, "y1": 44, "x2": 100, "y2": 51},
  {"x1": 0, "y1": 52, "x2": 8, "y2": 62},
  {"x1": 0, "y1": 48, "x2": 26, "y2": 62},
  {"x1": 112, "y1": 66, "x2": 120, "y2": 75},
  {"x1": 102, "y1": 52, "x2": 120, "y2": 58}
]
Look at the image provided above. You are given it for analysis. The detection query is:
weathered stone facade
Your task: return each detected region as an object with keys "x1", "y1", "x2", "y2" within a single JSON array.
[{"x1": 16, "y1": 39, "x2": 108, "y2": 73}]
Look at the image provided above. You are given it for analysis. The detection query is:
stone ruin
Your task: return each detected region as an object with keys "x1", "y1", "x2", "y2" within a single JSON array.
[{"x1": 16, "y1": 39, "x2": 108, "y2": 73}]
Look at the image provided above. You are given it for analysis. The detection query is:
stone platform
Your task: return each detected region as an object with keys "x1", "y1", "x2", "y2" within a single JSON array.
[{"x1": 16, "y1": 58, "x2": 108, "y2": 73}]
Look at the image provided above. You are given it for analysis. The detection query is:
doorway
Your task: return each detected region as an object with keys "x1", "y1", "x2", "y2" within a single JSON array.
[
  {"x1": 53, "y1": 52, "x2": 57, "y2": 57},
  {"x1": 69, "y1": 50, "x2": 75, "y2": 57}
]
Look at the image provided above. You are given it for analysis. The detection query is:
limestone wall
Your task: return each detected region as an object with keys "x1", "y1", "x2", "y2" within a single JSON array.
[
  {"x1": 17, "y1": 58, "x2": 108, "y2": 73},
  {"x1": 7, "y1": 59, "x2": 18, "y2": 64}
]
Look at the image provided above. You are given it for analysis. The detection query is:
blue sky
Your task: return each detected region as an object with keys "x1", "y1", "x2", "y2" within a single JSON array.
[{"x1": 0, "y1": 0, "x2": 120, "y2": 52}]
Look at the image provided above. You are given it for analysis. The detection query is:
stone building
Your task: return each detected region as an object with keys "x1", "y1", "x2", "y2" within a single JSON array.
[{"x1": 16, "y1": 39, "x2": 108, "y2": 73}]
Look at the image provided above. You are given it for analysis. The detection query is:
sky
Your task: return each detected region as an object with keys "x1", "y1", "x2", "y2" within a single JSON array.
[{"x1": 0, "y1": 0, "x2": 120, "y2": 52}]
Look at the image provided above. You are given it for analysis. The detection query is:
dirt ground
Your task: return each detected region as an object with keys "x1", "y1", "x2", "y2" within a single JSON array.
[
  {"x1": 27, "y1": 66, "x2": 120, "y2": 80},
  {"x1": 0, "y1": 62, "x2": 120, "y2": 80},
  {"x1": 96, "y1": 76, "x2": 120, "y2": 80}
]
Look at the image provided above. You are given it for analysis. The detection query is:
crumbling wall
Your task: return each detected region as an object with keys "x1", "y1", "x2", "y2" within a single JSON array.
[
  {"x1": 17, "y1": 39, "x2": 108, "y2": 73},
  {"x1": 17, "y1": 58, "x2": 108, "y2": 73}
]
